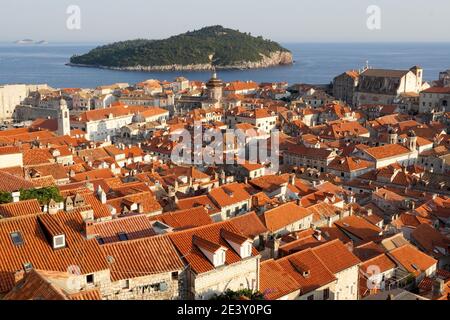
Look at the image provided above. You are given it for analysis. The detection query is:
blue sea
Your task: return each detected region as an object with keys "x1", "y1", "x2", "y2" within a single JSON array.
[{"x1": 0, "y1": 42, "x2": 450, "y2": 88}]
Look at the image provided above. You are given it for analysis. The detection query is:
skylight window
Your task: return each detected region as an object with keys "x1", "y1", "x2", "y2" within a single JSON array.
[
  {"x1": 10, "y1": 231, "x2": 24, "y2": 246},
  {"x1": 118, "y1": 232, "x2": 129, "y2": 241}
]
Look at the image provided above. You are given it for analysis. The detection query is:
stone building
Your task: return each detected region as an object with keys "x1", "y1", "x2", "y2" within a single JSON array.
[
  {"x1": 100, "y1": 235, "x2": 184, "y2": 300},
  {"x1": 169, "y1": 221, "x2": 260, "y2": 300},
  {"x1": 354, "y1": 66, "x2": 425, "y2": 106},
  {"x1": 332, "y1": 70, "x2": 360, "y2": 105},
  {"x1": 419, "y1": 86, "x2": 450, "y2": 114}
]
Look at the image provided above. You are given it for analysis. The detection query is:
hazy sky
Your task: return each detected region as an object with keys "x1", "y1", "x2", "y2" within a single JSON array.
[{"x1": 1, "y1": 0, "x2": 449, "y2": 43}]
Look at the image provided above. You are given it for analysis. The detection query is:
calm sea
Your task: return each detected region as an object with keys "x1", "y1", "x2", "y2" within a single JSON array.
[{"x1": 0, "y1": 42, "x2": 449, "y2": 88}]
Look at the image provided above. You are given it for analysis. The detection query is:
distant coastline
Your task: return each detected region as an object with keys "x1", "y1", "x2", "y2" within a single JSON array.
[
  {"x1": 1, "y1": 42, "x2": 450, "y2": 88},
  {"x1": 15, "y1": 39, "x2": 48, "y2": 45}
]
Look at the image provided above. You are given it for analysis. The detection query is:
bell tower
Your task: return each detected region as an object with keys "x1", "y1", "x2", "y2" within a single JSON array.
[
  {"x1": 406, "y1": 130, "x2": 417, "y2": 151},
  {"x1": 206, "y1": 68, "x2": 224, "y2": 104},
  {"x1": 58, "y1": 98, "x2": 71, "y2": 136}
]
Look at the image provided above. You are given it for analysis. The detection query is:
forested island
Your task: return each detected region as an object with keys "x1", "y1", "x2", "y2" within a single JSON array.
[{"x1": 68, "y1": 26, "x2": 293, "y2": 71}]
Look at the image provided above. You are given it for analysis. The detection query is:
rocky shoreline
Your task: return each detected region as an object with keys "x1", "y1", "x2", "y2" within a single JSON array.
[{"x1": 67, "y1": 51, "x2": 293, "y2": 72}]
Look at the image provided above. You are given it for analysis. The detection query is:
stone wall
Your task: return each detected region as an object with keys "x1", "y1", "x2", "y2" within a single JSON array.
[
  {"x1": 185, "y1": 256, "x2": 260, "y2": 300},
  {"x1": 101, "y1": 272, "x2": 180, "y2": 300}
]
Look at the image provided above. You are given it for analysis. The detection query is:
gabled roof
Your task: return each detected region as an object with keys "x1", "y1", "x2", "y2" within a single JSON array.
[
  {"x1": 328, "y1": 156, "x2": 374, "y2": 172},
  {"x1": 361, "y1": 253, "x2": 396, "y2": 275},
  {"x1": 364, "y1": 144, "x2": 411, "y2": 160},
  {"x1": 311, "y1": 239, "x2": 361, "y2": 274},
  {"x1": 277, "y1": 248, "x2": 336, "y2": 294},
  {"x1": 389, "y1": 244, "x2": 437, "y2": 276},
  {"x1": 102, "y1": 234, "x2": 183, "y2": 282},
  {"x1": 150, "y1": 207, "x2": 213, "y2": 230},
  {"x1": 259, "y1": 259, "x2": 301, "y2": 299},
  {"x1": 0, "y1": 171, "x2": 35, "y2": 192},
  {"x1": 259, "y1": 202, "x2": 311, "y2": 233},
  {"x1": 411, "y1": 224, "x2": 450, "y2": 255},
  {"x1": 353, "y1": 241, "x2": 386, "y2": 261},
  {"x1": 91, "y1": 214, "x2": 156, "y2": 244},
  {"x1": 168, "y1": 221, "x2": 259, "y2": 274},
  {"x1": 176, "y1": 195, "x2": 220, "y2": 216},
  {"x1": 334, "y1": 215, "x2": 382, "y2": 241},
  {"x1": 0, "y1": 199, "x2": 42, "y2": 219},
  {"x1": 0, "y1": 212, "x2": 108, "y2": 293},
  {"x1": 4, "y1": 269, "x2": 70, "y2": 300},
  {"x1": 229, "y1": 211, "x2": 268, "y2": 239},
  {"x1": 208, "y1": 182, "x2": 251, "y2": 208}
]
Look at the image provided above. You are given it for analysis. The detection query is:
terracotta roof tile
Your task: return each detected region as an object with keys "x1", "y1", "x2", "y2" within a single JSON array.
[
  {"x1": 92, "y1": 214, "x2": 156, "y2": 244},
  {"x1": 389, "y1": 244, "x2": 437, "y2": 276},
  {"x1": 260, "y1": 202, "x2": 312, "y2": 233},
  {"x1": 102, "y1": 234, "x2": 184, "y2": 282},
  {"x1": 0, "y1": 200, "x2": 42, "y2": 218},
  {"x1": 169, "y1": 221, "x2": 259, "y2": 274},
  {"x1": 0, "y1": 212, "x2": 108, "y2": 294},
  {"x1": 260, "y1": 259, "x2": 300, "y2": 299}
]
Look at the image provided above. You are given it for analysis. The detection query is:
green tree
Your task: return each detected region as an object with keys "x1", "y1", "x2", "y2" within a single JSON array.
[
  {"x1": 0, "y1": 192, "x2": 12, "y2": 204},
  {"x1": 19, "y1": 186, "x2": 63, "y2": 205},
  {"x1": 210, "y1": 289, "x2": 266, "y2": 300}
]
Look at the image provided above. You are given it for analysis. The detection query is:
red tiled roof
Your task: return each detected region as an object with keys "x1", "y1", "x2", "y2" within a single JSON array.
[
  {"x1": 260, "y1": 202, "x2": 312, "y2": 233},
  {"x1": 208, "y1": 182, "x2": 251, "y2": 208},
  {"x1": 92, "y1": 214, "x2": 156, "y2": 244},
  {"x1": 277, "y1": 248, "x2": 336, "y2": 294},
  {"x1": 422, "y1": 86, "x2": 450, "y2": 94},
  {"x1": 102, "y1": 234, "x2": 184, "y2": 282},
  {"x1": 0, "y1": 146, "x2": 21, "y2": 155},
  {"x1": 0, "y1": 212, "x2": 108, "y2": 294},
  {"x1": 360, "y1": 253, "x2": 396, "y2": 274},
  {"x1": 260, "y1": 259, "x2": 300, "y2": 299},
  {"x1": 176, "y1": 195, "x2": 220, "y2": 216},
  {"x1": 229, "y1": 212, "x2": 268, "y2": 239},
  {"x1": 0, "y1": 171, "x2": 35, "y2": 192},
  {"x1": 311, "y1": 239, "x2": 361, "y2": 274},
  {"x1": 150, "y1": 207, "x2": 213, "y2": 230},
  {"x1": 364, "y1": 144, "x2": 411, "y2": 160},
  {"x1": 0, "y1": 199, "x2": 42, "y2": 218},
  {"x1": 334, "y1": 215, "x2": 382, "y2": 241},
  {"x1": 3, "y1": 269, "x2": 68, "y2": 300},
  {"x1": 389, "y1": 244, "x2": 437, "y2": 276},
  {"x1": 169, "y1": 221, "x2": 259, "y2": 274}
]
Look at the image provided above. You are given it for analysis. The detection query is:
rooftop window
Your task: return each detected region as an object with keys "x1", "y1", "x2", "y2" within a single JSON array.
[
  {"x1": 117, "y1": 232, "x2": 128, "y2": 241},
  {"x1": 118, "y1": 232, "x2": 129, "y2": 241},
  {"x1": 10, "y1": 231, "x2": 24, "y2": 246}
]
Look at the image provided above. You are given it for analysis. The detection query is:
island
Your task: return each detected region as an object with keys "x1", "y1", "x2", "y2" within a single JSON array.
[
  {"x1": 14, "y1": 39, "x2": 48, "y2": 45},
  {"x1": 68, "y1": 26, "x2": 293, "y2": 71}
]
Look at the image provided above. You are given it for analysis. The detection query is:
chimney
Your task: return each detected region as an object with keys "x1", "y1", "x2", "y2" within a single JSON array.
[
  {"x1": 84, "y1": 219, "x2": 96, "y2": 240},
  {"x1": 97, "y1": 185, "x2": 107, "y2": 204},
  {"x1": 432, "y1": 279, "x2": 445, "y2": 297},
  {"x1": 367, "y1": 208, "x2": 373, "y2": 216},
  {"x1": 327, "y1": 216, "x2": 332, "y2": 227},
  {"x1": 14, "y1": 270, "x2": 25, "y2": 285},
  {"x1": 314, "y1": 229, "x2": 322, "y2": 241},
  {"x1": 269, "y1": 237, "x2": 282, "y2": 259},
  {"x1": 289, "y1": 174, "x2": 295, "y2": 185},
  {"x1": 11, "y1": 191, "x2": 20, "y2": 203}
]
